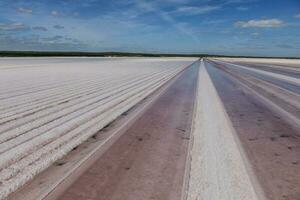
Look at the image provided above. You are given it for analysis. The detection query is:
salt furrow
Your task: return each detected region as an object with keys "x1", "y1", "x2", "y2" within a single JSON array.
[
  {"x1": 0, "y1": 66, "x2": 175, "y2": 111},
  {"x1": 0, "y1": 68, "x2": 180, "y2": 170},
  {"x1": 0, "y1": 68, "x2": 173, "y2": 129},
  {"x1": 0, "y1": 71, "x2": 148, "y2": 116},
  {"x1": 0, "y1": 79, "x2": 108, "y2": 113},
  {"x1": 0, "y1": 74, "x2": 138, "y2": 120},
  {"x1": 0, "y1": 76, "x2": 68, "y2": 95},
  {"x1": 1, "y1": 66, "x2": 175, "y2": 102},
  {"x1": 0, "y1": 68, "x2": 177, "y2": 153},
  {"x1": 0, "y1": 78, "x2": 113, "y2": 115},
  {"x1": 187, "y1": 60, "x2": 259, "y2": 200},
  {"x1": 0, "y1": 60, "x2": 176, "y2": 93},
  {"x1": 0, "y1": 72, "x2": 125, "y2": 108},
  {"x1": 0, "y1": 74, "x2": 113, "y2": 109},
  {"x1": 0, "y1": 75, "x2": 102, "y2": 99},
  {"x1": 0, "y1": 73, "x2": 169, "y2": 199},
  {"x1": 0, "y1": 66, "x2": 104, "y2": 91},
  {"x1": 0, "y1": 67, "x2": 180, "y2": 198},
  {"x1": 215, "y1": 60, "x2": 300, "y2": 86},
  {"x1": 0, "y1": 70, "x2": 150, "y2": 109},
  {"x1": 0, "y1": 74, "x2": 109, "y2": 99},
  {"x1": 0, "y1": 58, "x2": 195, "y2": 199},
  {"x1": 0, "y1": 68, "x2": 134, "y2": 100},
  {"x1": 0, "y1": 75, "x2": 168, "y2": 153},
  {"x1": 0, "y1": 73, "x2": 98, "y2": 98},
  {"x1": 0, "y1": 75, "x2": 140, "y2": 132},
  {"x1": 0, "y1": 71, "x2": 171, "y2": 182}
]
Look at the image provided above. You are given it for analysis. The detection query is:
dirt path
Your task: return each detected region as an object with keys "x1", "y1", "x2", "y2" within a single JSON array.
[{"x1": 58, "y1": 62, "x2": 199, "y2": 200}]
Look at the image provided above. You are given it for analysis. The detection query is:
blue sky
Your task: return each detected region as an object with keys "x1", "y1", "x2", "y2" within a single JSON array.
[{"x1": 0, "y1": 0, "x2": 299, "y2": 57}]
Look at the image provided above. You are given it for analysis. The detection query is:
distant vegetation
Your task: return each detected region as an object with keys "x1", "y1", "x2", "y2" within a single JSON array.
[
  {"x1": 0, "y1": 51, "x2": 298, "y2": 59},
  {"x1": 0, "y1": 51, "x2": 201, "y2": 57}
]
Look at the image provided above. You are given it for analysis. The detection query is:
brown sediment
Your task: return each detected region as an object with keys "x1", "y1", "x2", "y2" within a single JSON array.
[
  {"x1": 58, "y1": 62, "x2": 199, "y2": 200},
  {"x1": 206, "y1": 60, "x2": 300, "y2": 200}
]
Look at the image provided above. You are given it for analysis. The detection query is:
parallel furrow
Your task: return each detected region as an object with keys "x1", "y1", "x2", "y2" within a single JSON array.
[{"x1": 0, "y1": 58, "x2": 195, "y2": 199}]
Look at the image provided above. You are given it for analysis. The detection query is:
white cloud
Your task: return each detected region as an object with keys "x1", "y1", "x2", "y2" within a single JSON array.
[
  {"x1": 295, "y1": 14, "x2": 300, "y2": 19},
  {"x1": 235, "y1": 19, "x2": 284, "y2": 28},
  {"x1": 0, "y1": 35, "x2": 86, "y2": 51},
  {"x1": 236, "y1": 6, "x2": 249, "y2": 11},
  {"x1": 202, "y1": 19, "x2": 227, "y2": 25},
  {"x1": 175, "y1": 5, "x2": 221, "y2": 15},
  {"x1": 51, "y1": 10, "x2": 60, "y2": 16},
  {"x1": 17, "y1": 7, "x2": 32, "y2": 14},
  {"x1": 0, "y1": 23, "x2": 29, "y2": 31},
  {"x1": 251, "y1": 32, "x2": 260, "y2": 36}
]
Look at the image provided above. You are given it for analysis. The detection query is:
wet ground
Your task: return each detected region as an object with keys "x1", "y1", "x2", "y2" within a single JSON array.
[
  {"x1": 234, "y1": 62, "x2": 300, "y2": 79},
  {"x1": 58, "y1": 62, "x2": 199, "y2": 200},
  {"x1": 211, "y1": 60, "x2": 300, "y2": 94},
  {"x1": 205, "y1": 60, "x2": 300, "y2": 200}
]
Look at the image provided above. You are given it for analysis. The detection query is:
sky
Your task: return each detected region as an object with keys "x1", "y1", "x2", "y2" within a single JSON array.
[{"x1": 0, "y1": 0, "x2": 299, "y2": 57}]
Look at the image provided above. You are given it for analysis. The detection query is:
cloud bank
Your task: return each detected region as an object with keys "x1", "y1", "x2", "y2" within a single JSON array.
[{"x1": 235, "y1": 19, "x2": 284, "y2": 28}]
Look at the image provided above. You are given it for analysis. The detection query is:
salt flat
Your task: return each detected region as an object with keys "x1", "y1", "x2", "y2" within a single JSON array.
[
  {"x1": 216, "y1": 57, "x2": 300, "y2": 68},
  {"x1": 0, "y1": 57, "x2": 196, "y2": 199},
  {"x1": 2, "y1": 57, "x2": 299, "y2": 200}
]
